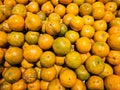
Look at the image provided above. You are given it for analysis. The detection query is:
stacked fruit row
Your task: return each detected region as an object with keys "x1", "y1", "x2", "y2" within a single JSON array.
[{"x1": 0, "y1": 0, "x2": 120, "y2": 90}]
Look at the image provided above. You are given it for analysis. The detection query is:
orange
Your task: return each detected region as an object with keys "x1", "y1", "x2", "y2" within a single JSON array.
[
  {"x1": 38, "y1": 34, "x2": 54, "y2": 50},
  {"x1": 104, "y1": 74, "x2": 120, "y2": 90},
  {"x1": 93, "y1": 20, "x2": 107, "y2": 31},
  {"x1": 105, "y1": 2, "x2": 117, "y2": 13},
  {"x1": 102, "y1": 11, "x2": 114, "y2": 22},
  {"x1": 48, "y1": 79, "x2": 65, "y2": 90},
  {"x1": 40, "y1": 66, "x2": 56, "y2": 82},
  {"x1": 70, "y1": 16, "x2": 84, "y2": 31},
  {"x1": 107, "y1": 50, "x2": 120, "y2": 65},
  {"x1": 79, "y1": 3, "x2": 92, "y2": 16},
  {"x1": 66, "y1": 3, "x2": 79, "y2": 15},
  {"x1": 52, "y1": 37, "x2": 71, "y2": 56},
  {"x1": 0, "y1": 48, "x2": 4, "y2": 63},
  {"x1": 54, "y1": 64, "x2": 63, "y2": 78},
  {"x1": 92, "y1": 1, "x2": 104, "y2": 9},
  {"x1": 107, "y1": 34, "x2": 120, "y2": 50},
  {"x1": 40, "y1": 80, "x2": 49, "y2": 90},
  {"x1": 85, "y1": 55, "x2": 105, "y2": 75},
  {"x1": 93, "y1": 31, "x2": 109, "y2": 42},
  {"x1": 73, "y1": 0, "x2": 85, "y2": 5},
  {"x1": 65, "y1": 51, "x2": 82, "y2": 69},
  {"x1": 86, "y1": 75, "x2": 104, "y2": 90},
  {"x1": 108, "y1": 25, "x2": 120, "y2": 35},
  {"x1": 3, "y1": 0, "x2": 16, "y2": 9},
  {"x1": 40, "y1": 51, "x2": 55, "y2": 68},
  {"x1": 26, "y1": 1, "x2": 40, "y2": 13},
  {"x1": 59, "y1": 68, "x2": 77, "y2": 88},
  {"x1": 99, "y1": 63, "x2": 113, "y2": 78},
  {"x1": 3, "y1": 67, "x2": 21, "y2": 83},
  {"x1": 35, "y1": 0, "x2": 47, "y2": 5},
  {"x1": 7, "y1": 32, "x2": 24, "y2": 47},
  {"x1": 75, "y1": 64, "x2": 90, "y2": 81},
  {"x1": 51, "y1": 0, "x2": 58, "y2": 6},
  {"x1": 34, "y1": 67, "x2": 41, "y2": 79},
  {"x1": 98, "y1": 0, "x2": 112, "y2": 4},
  {"x1": 25, "y1": 12, "x2": 42, "y2": 31},
  {"x1": 55, "y1": 4, "x2": 66, "y2": 17},
  {"x1": 65, "y1": 30, "x2": 79, "y2": 43},
  {"x1": 63, "y1": 14, "x2": 75, "y2": 26},
  {"x1": 5, "y1": 47, "x2": 23, "y2": 65},
  {"x1": 92, "y1": 8, "x2": 105, "y2": 20},
  {"x1": 0, "y1": 5, "x2": 12, "y2": 18},
  {"x1": 80, "y1": 25, "x2": 95, "y2": 38},
  {"x1": 55, "y1": 56, "x2": 65, "y2": 65},
  {"x1": 25, "y1": 31, "x2": 40, "y2": 45},
  {"x1": 0, "y1": 81, "x2": 12, "y2": 90},
  {"x1": 76, "y1": 37, "x2": 91, "y2": 53},
  {"x1": 23, "y1": 45, "x2": 43, "y2": 63},
  {"x1": 28, "y1": 80, "x2": 41, "y2": 90},
  {"x1": 4, "y1": 61, "x2": 11, "y2": 68},
  {"x1": 41, "y1": 1, "x2": 54, "y2": 15},
  {"x1": 0, "y1": 20, "x2": 11, "y2": 33},
  {"x1": 83, "y1": 15, "x2": 94, "y2": 25},
  {"x1": 45, "y1": 20, "x2": 60, "y2": 35},
  {"x1": 8, "y1": 15, "x2": 24, "y2": 31},
  {"x1": 0, "y1": 11, "x2": 6, "y2": 23},
  {"x1": 12, "y1": 4, "x2": 27, "y2": 18},
  {"x1": 12, "y1": 79, "x2": 27, "y2": 90},
  {"x1": 80, "y1": 52, "x2": 91, "y2": 64},
  {"x1": 22, "y1": 68, "x2": 37, "y2": 83},
  {"x1": 71, "y1": 79, "x2": 86, "y2": 90},
  {"x1": 58, "y1": 23, "x2": 68, "y2": 36},
  {"x1": 59, "y1": 0, "x2": 72, "y2": 5},
  {"x1": 0, "y1": 31, "x2": 7, "y2": 47},
  {"x1": 91, "y1": 42, "x2": 110, "y2": 57},
  {"x1": 48, "y1": 13, "x2": 61, "y2": 21},
  {"x1": 0, "y1": 1, "x2": 3, "y2": 5},
  {"x1": 85, "y1": 0, "x2": 96, "y2": 4},
  {"x1": 109, "y1": 18, "x2": 120, "y2": 27},
  {"x1": 16, "y1": 0, "x2": 28, "y2": 4},
  {"x1": 21, "y1": 59, "x2": 34, "y2": 69},
  {"x1": 114, "y1": 64, "x2": 120, "y2": 76},
  {"x1": 37, "y1": 11, "x2": 46, "y2": 21},
  {"x1": 22, "y1": 42, "x2": 29, "y2": 50}
]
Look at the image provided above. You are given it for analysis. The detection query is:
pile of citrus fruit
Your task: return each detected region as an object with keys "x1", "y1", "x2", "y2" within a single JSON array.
[{"x1": 0, "y1": 0, "x2": 120, "y2": 89}]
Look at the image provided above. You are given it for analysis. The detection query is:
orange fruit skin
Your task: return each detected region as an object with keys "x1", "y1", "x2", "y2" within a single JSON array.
[
  {"x1": 5, "y1": 47, "x2": 23, "y2": 65},
  {"x1": 85, "y1": 55, "x2": 105, "y2": 75},
  {"x1": 53, "y1": 37, "x2": 71, "y2": 56},
  {"x1": 38, "y1": 34, "x2": 54, "y2": 50},
  {"x1": 12, "y1": 79, "x2": 27, "y2": 90},
  {"x1": 3, "y1": 67, "x2": 21, "y2": 83},
  {"x1": 40, "y1": 80, "x2": 49, "y2": 90},
  {"x1": 114, "y1": 64, "x2": 120, "y2": 76},
  {"x1": 23, "y1": 45, "x2": 43, "y2": 63},
  {"x1": 0, "y1": 31, "x2": 7, "y2": 47},
  {"x1": 76, "y1": 37, "x2": 91, "y2": 54},
  {"x1": 59, "y1": 68, "x2": 77, "y2": 88},
  {"x1": 104, "y1": 74, "x2": 120, "y2": 90},
  {"x1": 107, "y1": 34, "x2": 120, "y2": 50},
  {"x1": 86, "y1": 75, "x2": 104, "y2": 90}
]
